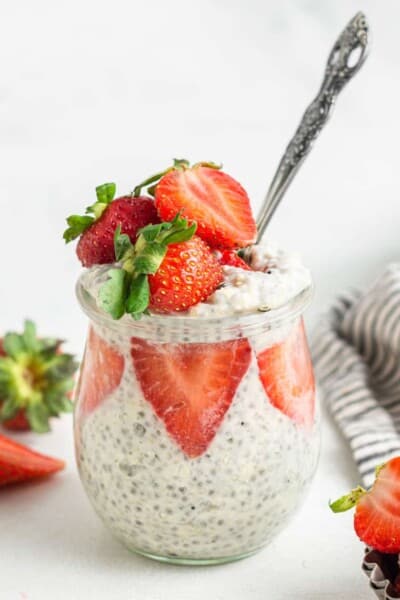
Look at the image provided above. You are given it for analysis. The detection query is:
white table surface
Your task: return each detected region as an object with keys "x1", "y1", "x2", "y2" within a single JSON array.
[
  {"x1": 1, "y1": 401, "x2": 369, "y2": 600},
  {"x1": 1, "y1": 0, "x2": 399, "y2": 597}
]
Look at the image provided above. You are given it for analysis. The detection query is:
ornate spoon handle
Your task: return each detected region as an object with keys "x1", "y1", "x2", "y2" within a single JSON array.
[{"x1": 256, "y1": 11, "x2": 370, "y2": 242}]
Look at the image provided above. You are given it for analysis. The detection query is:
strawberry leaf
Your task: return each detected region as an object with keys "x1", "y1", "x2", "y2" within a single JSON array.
[
  {"x1": 22, "y1": 320, "x2": 40, "y2": 353},
  {"x1": 26, "y1": 402, "x2": 51, "y2": 433},
  {"x1": 139, "y1": 222, "x2": 169, "y2": 242},
  {"x1": 133, "y1": 242, "x2": 167, "y2": 274},
  {"x1": 63, "y1": 215, "x2": 95, "y2": 242},
  {"x1": 126, "y1": 274, "x2": 150, "y2": 317},
  {"x1": 162, "y1": 221, "x2": 197, "y2": 245},
  {"x1": 95, "y1": 182, "x2": 116, "y2": 204},
  {"x1": 3, "y1": 333, "x2": 25, "y2": 359},
  {"x1": 99, "y1": 268, "x2": 129, "y2": 320},
  {"x1": 43, "y1": 354, "x2": 79, "y2": 382},
  {"x1": 114, "y1": 226, "x2": 133, "y2": 262},
  {"x1": 45, "y1": 390, "x2": 73, "y2": 415},
  {"x1": 0, "y1": 397, "x2": 18, "y2": 420}
]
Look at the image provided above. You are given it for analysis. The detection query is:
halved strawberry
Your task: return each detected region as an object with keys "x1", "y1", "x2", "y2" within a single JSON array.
[
  {"x1": 330, "y1": 457, "x2": 400, "y2": 553},
  {"x1": 134, "y1": 160, "x2": 257, "y2": 249},
  {"x1": 64, "y1": 182, "x2": 159, "y2": 267},
  {"x1": 78, "y1": 327, "x2": 124, "y2": 414},
  {"x1": 131, "y1": 337, "x2": 252, "y2": 457},
  {"x1": 256, "y1": 320, "x2": 315, "y2": 429},
  {"x1": 219, "y1": 249, "x2": 252, "y2": 271},
  {"x1": 0, "y1": 433, "x2": 65, "y2": 486}
]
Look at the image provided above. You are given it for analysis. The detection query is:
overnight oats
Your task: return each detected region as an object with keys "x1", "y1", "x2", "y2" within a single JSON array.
[{"x1": 65, "y1": 160, "x2": 320, "y2": 564}]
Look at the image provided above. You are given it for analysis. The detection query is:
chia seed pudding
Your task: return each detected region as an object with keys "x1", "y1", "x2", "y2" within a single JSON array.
[{"x1": 74, "y1": 241, "x2": 320, "y2": 564}]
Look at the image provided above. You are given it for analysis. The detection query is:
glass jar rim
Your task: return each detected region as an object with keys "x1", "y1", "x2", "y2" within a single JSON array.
[{"x1": 76, "y1": 272, "x2": 313, "y2": 342}]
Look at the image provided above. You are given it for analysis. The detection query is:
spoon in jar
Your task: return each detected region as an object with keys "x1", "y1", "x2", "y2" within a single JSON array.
[{"x1": 253, "y1": 11, "x2": 370, "y2": 247}]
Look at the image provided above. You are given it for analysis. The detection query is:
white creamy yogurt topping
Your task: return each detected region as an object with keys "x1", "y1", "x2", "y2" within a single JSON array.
[{"x1": 81, "y1": 240, "x2": 311, "y2": 319}]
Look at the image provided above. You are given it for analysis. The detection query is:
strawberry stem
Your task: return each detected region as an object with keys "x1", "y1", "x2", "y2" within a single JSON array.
[
  {"x1": 133, "y1": 167, "x2": 175, "y2": 197},
  {"x1": 133, "y1": 159, "x2": 221, "y2": 197},
  {"x1": 329, "y1": 485, "x2": 367, "y2": 513}
]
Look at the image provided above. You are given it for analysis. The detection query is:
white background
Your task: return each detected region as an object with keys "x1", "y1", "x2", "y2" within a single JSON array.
[{"x1": 1, "y1": 1, "x2": 399, "y2": 598}]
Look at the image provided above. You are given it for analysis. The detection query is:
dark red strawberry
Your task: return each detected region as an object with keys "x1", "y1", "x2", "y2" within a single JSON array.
[
  {"x1": 0, "y1": 433, "x2": 65, "y2": 486},
  {"x1": 256, "y1": 320, "x2": 315, "y2": 429},
  {"x1": 134, "y1": 160, "x2": 257, "y2": 249},
  {"x1": 64, "y1": 182, "x2": 159, "y2": 267},
  {"x1": 78, "y1": 327, "x2": 124, "y2": 414},
  {"x1": 149, "y1": 236, "x2": 223, "y2": 313},
  {"x1": 330, "y1": 457, "x2": 400, "y2": 554},
  {"x1": 219, "y1": 249, "x2": 252, "y2": 271},
  {"x1": 131, "y1": 337, "x2": 252, "y2": 457}
]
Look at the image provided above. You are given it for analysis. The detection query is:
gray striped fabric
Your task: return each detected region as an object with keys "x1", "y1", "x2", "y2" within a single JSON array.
[{"x1": 312, "y1": 264, "x2": 400, "y2": 488}]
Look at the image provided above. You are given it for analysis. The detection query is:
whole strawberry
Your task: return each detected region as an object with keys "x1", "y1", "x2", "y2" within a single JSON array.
[
  {"x1": 134, "y1": 159, "x2": 257, "y2": 249},
  {"x1": 149, "y1": 236, "x2": 223, "y2": 313},
  {"x1": 0, "y1": 321, "x2": 78, "y2": 433},
  {"x1": 330, "y1": 457, "x2": 400, "y2": 553},
  {"x1": 64, "y1": 182, "x2": 159, "y2": 267},
  {"x1": 98, "y1": 214, "x2": 223, "y2": 319}
]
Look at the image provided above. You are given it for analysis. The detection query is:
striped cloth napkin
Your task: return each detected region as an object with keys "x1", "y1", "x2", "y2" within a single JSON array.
[{"x1": 312, "y1": 264, "x2": 400, "y2": 488}]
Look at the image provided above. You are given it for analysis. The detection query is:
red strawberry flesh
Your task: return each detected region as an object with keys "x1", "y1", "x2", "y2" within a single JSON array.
[
  {"x1": 219, "y1": 249, "x2": 252, "y2": 271},
  {"x1": 131, "y1": 337, "x2": 252, "y2": 457},
  {"x1": 0, "y1": 434, "x2": 64, "y2": 486},
  {"x1": 78, "y1": 327, "x2": 125, "y2": 414},
  {"x1": 256, "y1": 320, "x2": 315, "y2": 429},
  {"x1": 155, "y1": 166, "x2": 256, "y2": 249}
]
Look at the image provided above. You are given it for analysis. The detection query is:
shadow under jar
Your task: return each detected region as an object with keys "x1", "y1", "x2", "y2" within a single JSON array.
[{"x1": 74, "y1": 276, "x2": 320, "y2": 565}]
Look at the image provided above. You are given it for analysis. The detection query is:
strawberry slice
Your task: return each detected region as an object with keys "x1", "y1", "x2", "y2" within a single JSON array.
[
  {"x1": 0, "y1": 434, "x2": 64, "y2": 486},
  {"x1": 256, "y1": 320, "x2": 315, "y2": 429},
  {"x1": 78, "y1": 327, "x2": 124, "y2": 414},
  {"x1": 131, "y1": 337, "x2": 252, "y2": 457},
  {"x1": 330, "y1": 457, "x2": 400, "y2": 553},
  {"x1": 153, "y1": 163, "x2": 256, "y2": 249}
]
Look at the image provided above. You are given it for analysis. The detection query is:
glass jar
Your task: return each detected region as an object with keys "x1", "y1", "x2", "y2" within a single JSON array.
[{"x1": 74, "y1": 276, "x2": 319, "y2": 565}]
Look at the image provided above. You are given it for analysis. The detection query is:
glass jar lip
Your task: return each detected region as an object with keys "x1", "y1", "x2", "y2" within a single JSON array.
[{"x1": 76, "y1": 271, "x2": 313, "y2": 341}]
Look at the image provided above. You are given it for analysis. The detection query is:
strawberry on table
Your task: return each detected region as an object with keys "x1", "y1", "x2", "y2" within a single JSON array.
[
  {"x1": 256, "y1": 320, "x2": 315, "y2": 429},
  {"x1": 98, "y1": 213, "x2": 223, "y2": 319},
  {"x1": 131, "y1": 337, "x2": 252, "y2": 457},
  {"x1": 0, "y1": 321, "x2": 78, "y2": 433},
  {"x1": 64, "y1": 182, "x2": 159, "y2": 267},
  {"x1": 0, "y1": 433, "x2": 64, "y2": 487},
  {"x1": 330, "y1": 457, "x2": 400, "y2": 554},
  {"x1": 78, "y1": 327, "x2": 125, "y2": 414},
  {"x1": 134, "y1": 159, "x2": 257, "y2": 249}
]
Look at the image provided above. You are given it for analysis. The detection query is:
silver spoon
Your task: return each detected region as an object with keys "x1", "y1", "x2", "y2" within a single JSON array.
[{"x1": 255, "y1": 11, "x2": 370, "y2": 244}]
